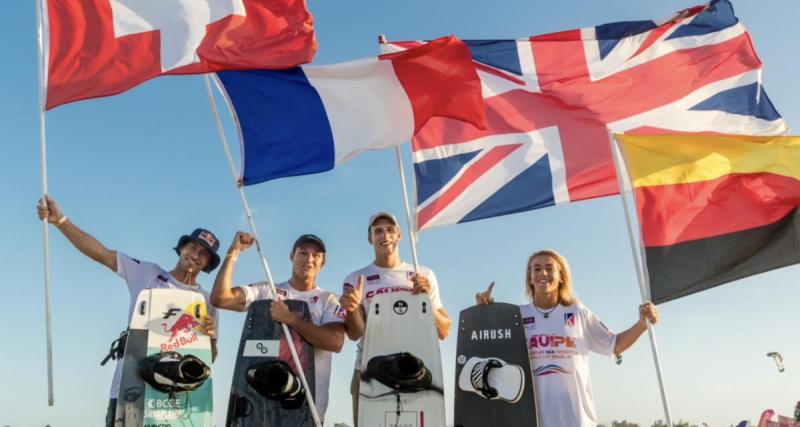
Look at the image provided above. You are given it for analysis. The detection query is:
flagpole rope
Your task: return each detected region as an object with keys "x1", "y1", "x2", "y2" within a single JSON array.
[
  {"x1": 35, "y1": 0, "x2": 55, "y2": 407},
  {"x1": 379, "y1": 34, "x2": 421, "y2": 273},
  {"x1": 203, "y1": 74, "x2": 322, "y2": 427},
  {"x1": 609, "y1": 131, "x2": 673, "y2": 425}
]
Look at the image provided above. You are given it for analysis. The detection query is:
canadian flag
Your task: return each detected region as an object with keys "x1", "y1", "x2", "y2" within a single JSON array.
[{"x1": 43, "y1": 0, "x2": 317, "y2": 109}]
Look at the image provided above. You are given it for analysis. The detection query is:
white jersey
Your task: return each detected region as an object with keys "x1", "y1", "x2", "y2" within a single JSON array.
[
  {"x1": 241, "y1": 281, "x2": 345, "y2": 421},
  {"x1": 110, "y1": 253, "x2": 218, "y2": 399},
  {"x1": 342, "y1": 262, "x2": 443, "y2": 368},
  {"x1": 520, "y1": 302, "x2": 616, "y2": 427}
]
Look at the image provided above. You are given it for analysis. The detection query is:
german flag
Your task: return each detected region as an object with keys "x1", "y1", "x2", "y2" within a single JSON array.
[{"x1": 617, "y1": 134, "x2": 800, "y2": 304}]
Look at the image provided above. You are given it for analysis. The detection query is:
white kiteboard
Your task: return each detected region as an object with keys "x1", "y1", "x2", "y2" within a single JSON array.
[
  {"x1": 116, "y1": 288, "x2": 214, "y2": 426},
  {"x1": 358, "y1": 292, "x2": 445, "y2": 427}
]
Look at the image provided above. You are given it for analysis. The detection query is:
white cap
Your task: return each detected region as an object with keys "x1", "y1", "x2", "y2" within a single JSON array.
[{"x1": 367, "y1": 211, "x2": 399, "y2": 229}]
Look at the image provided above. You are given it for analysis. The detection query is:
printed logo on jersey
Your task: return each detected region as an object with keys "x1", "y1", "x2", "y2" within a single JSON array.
[
  {"x1": 406, "y1": 271, "x2": 415, "y2": 280},
  {"x1": 366, "y1": 274, "x2": 380, "y2": 282},
  {"x1": 565, "y1": 312, "x2": 575, "y2": 327},
  {"x1": 534, "y1": 364, "x2": 571, "y2": 376},
  {"x1": 276, "y1": 288, "x2": 287, "y2": 297},
  {"x1": 523, "y1": 316, "x2": 535, "y2": 326},
  {"x1": 309, "y1": 295, "x2": 319, "y2": 304},
  {"x1": 156, "y1": 274, "x2": 169, "y2": 283},
  {"x1": 529, "y1": 334, "x2": 576, "y2": 349},
  {"x1": 132, "y1": 258, "x2": 141, "y2": 264},
  {"x1": 333, "y1": 305, "x2": 347, "y2": 319},
  {"x1": 364, "y1": 286, "x2": 412, "y2": 299},
  {"x1": 393, "y1": 300, "x2": 409, "y2": 315},
  {"x1": 343, "y1": 282, "x2": 354, "y2": 291}
]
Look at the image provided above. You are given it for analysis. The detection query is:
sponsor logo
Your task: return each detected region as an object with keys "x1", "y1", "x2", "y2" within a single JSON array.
[
  {"x1": 470, "y1": 328, "x2": 512, "y2": 340},
  {"x1": 393, "y1": 300, "x2": 408, "y2": 315},
  {"x1": 366, "y1": 274, "x2": 380, "y2": 282},
  {"x1": 364, "y1": 286, "x2": 411, "y2": 299},
  {"x1": 523, "y1": 316, "x2": 535, "y2": 325},
  {"x1": 243, "y1": 340, "x2": 280, "y2": 357},
  {"x1": 197, "y1": 230, "x2": 217, "y2": 247},
  {"x1": 565, "y1": 313, "x2": 575, "y2": 327},
  {"x1": 309, "y1": 295, "x2": 319, "y2": 304},
  {"x1": 132, "y1": 258, "x2": 141, "y2": 264},
  {"x1": 276, "y1": 288, "x2": 287, "y2": 297},
  {"x1": 343, "y1": 282, "x2": 354, "y2": 291},
  {"x1": 162, "y1": 308, "x2": 182, "y2": 319},
  {"x1": 156, "y1": 274, "x2": 169, "y2": 283},
  {"x1": 333, "y1": 305, "x2": 347, "y2": 319},
  {"x1": 163, "y1": 314, "x2": 199, "y2": 340},
  {"x1": 529, "y1": 334, "x2": 575, "y2": 349},
  {"x1": 534, "y1": 364, "x2": 571, "y2": 376},
  {"x1": 406, "y1": 271, "x2": 414, "y2": 280},
  {"x1": 457, "y1": 355, "x2": 466, "y2": 364}
]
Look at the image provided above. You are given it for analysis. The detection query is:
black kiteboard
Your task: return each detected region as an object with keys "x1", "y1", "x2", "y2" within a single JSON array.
[
  {"x1": 454, "y1": 303, "x2": 538, "y2": 427},
  {"x1": 226, "y1": 299, "x2": 316, "y2": 426}
]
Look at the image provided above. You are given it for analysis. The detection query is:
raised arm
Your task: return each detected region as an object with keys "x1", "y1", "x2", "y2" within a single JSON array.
[
  {"x1": 614, "y1": 302, "x2": 659, "y2": 355},
  {"x1": 210, "y1": 231, "x2": 254, "y2": 312},
  {"x1": 37, "y1": 195, "x2": 117, "y2": 271}
]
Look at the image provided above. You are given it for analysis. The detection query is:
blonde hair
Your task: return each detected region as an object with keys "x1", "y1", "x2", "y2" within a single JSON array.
[{"x1": 525, "y1": 249, "x2": 576, "y2": 306}]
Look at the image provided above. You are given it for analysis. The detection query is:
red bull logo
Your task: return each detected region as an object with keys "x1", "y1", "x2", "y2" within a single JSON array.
[{"x1": 163, "y1": 313, "x2": 199, "y2": 340}]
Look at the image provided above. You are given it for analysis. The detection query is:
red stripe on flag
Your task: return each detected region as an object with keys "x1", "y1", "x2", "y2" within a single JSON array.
[
  {"x1": 637, "y1": 172, "x2": 800, "y2": 247},
  {"x1": 382, "y1": 36, "x2": 486, "y2": 133},
  {"x1": 417, "y1": 144, "x2": 523, "y2": 229}
]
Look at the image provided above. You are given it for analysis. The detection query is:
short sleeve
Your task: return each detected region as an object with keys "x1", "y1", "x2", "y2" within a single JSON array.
[
  {"x1": 115, "y1": 252, "x2": 160, "y2": 297},
  {"x1": 321, "y1": 292, "x2": 346, "y2": 324},
  {"x1": 241, "y1": 281, "x2": 272, "y2": 311},
  {"x1": 581, "y1": 304, "x2": 616, "y2": 356},
  {"x1": 422, "y1": 268, "x2": 443, "y2": 310}
]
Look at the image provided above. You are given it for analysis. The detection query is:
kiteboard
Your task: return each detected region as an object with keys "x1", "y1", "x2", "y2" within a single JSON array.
[
  {"x1": 454, "y1": 303, "x2": 537, "y2": 427},
  {"x1": 226, "y1": 299, "x2": 316, "y2": 426},
  {"x1": 358, "y1": 292, "x2": 445, "y2": 427},
  {"x1": 116, "y1": 288, "x2": 214, "y2": 426}
]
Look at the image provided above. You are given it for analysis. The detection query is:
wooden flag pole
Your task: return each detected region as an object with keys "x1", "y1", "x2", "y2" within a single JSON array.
[
  {"x1": 609, "y1": 130, "x2": 674, "y2": 425},
  {"x1": 203, "y1": 74, "x2": 322, "y2": 427},
  {"x1": 34, "y1": 0, "x2": 55, "y2": 406}
]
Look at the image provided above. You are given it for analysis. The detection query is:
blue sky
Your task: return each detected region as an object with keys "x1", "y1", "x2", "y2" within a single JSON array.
[{"x1": 1, "y1": 1, "x2": 799, "y2": 426}]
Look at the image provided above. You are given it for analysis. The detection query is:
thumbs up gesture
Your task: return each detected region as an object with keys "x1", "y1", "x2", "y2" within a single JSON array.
[
  {"x1": 475, "y1": 282, "x2": 495, "y2": 305},
  {"x1": 340, "y1": 275, "x2": 364, "y2": 313}
]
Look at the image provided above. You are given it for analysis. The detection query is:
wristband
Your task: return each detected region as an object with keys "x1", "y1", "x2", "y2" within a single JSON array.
[{"x1": 54, "y1": 216, "x2": 68, "y2": 227}]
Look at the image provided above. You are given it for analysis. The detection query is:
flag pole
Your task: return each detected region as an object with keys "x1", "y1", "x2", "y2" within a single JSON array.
[
  {"x1": 379, "y1": 34, "x2": 421, "y2": 272},
  {"x1": 609, "y1": 130, "x2": 674, "y2": 425},
  {"x1": 203, "y1": 74, "x2": 322, "y2": 427},
  {"x1": 35, "y1": 0, "x2": 55, "y2": 406}
]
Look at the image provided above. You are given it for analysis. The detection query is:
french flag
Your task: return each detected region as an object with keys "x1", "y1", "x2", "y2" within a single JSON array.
[{"x1": 216, "y1": 36, "x2": 486, "y2": 185}]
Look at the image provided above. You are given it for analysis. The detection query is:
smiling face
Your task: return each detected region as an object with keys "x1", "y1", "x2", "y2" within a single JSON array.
[
  {"x1": 368, "y1": 217, "x2": 401, "y2": 258},
  {"x1": 290, "y1": 243, "x2": 325, "y2": 282},
  {"x1": 178, "y1": 241, "x2": 211, "y2": 274},
  {"x1": 528, "y1": 254, "x2": 563, "y2": 297}
]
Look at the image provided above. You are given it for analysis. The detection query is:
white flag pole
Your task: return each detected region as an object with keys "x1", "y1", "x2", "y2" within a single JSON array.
[
  {"x1": 203, "y1": 74, "x2": 322, "y2": 427},
  {"x1": 379, "y1": 34, "x2": 421, "y2": 272},
  {"x1": 609, "y1": 130, "x2": 674, "y2": 425},
  {"x1": 34, "y1": 0, "x2": 55, "y2": 406}
]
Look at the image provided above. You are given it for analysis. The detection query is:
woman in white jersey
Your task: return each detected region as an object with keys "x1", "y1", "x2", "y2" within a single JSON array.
[{"x1": 475, "y1": 249, "x2": 659, "y2": 427}]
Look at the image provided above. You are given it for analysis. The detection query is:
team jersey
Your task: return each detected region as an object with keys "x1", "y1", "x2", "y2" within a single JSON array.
[
  {"x1": 241, "y1": 281, "x2": 345, "y2": 421},
  {"x1": 110, "y1": 252, "x2": 218, "y2": 399},
  {"x1": 520, "y1": 302, "x2": 616, "y2": 427},
  {"x1": 342, "y1": 262, "x2": 443, "y2": 368}
]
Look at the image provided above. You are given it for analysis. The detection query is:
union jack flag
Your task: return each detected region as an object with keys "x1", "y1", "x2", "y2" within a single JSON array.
[{"x1": 388, "y1": 0, "x2": 787, "y2": 231}]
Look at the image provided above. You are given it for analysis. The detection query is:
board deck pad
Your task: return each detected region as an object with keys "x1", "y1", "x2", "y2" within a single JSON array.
[
  {"x1": 454, "y1": 303, "x2": 537, "y2": 427},
  {"x1": 116, "y1": 288, "x2": 214, "y2": 426},
  {"x1": 359, "y1": 292, "x2": 445, "y2": 427},
  {"x1": 226, "y1": 299, "x2": 316, "y2": 427}
]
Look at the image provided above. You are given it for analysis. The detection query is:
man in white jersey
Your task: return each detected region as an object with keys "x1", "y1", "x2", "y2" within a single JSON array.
[
  {"x1": 37, "y1": 196, "x2": 220, "y2": 427},
  {"x1": 210, "y1": 231, "x2": 345, "y2": 421},
  {"x1": 339, "y1": 212, "x2": 452, "y2": 425}
]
